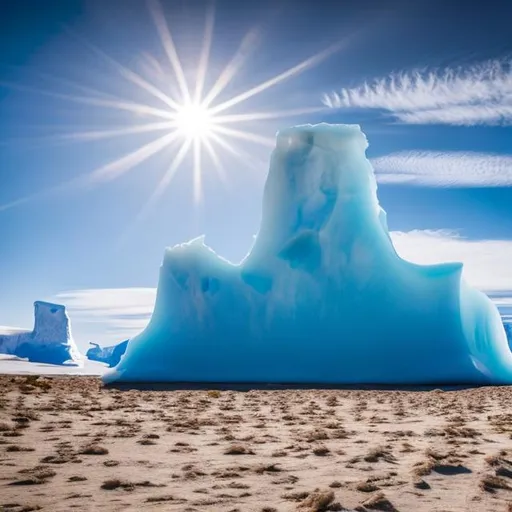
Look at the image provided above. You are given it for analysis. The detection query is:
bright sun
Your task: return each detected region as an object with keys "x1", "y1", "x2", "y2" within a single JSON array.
[
  {"x1": 175, "y1": 102, "x2": 214, "y2": 140},
  {"x1": 0, "y1": 0, "x2": 343, "y2": 213}
]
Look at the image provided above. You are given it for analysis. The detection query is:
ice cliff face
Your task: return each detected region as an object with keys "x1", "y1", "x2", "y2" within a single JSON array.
[
  {"x1": 105, "y1": 123, "x2": 512, "y2": 384},
  {"x1": 0, "y1": 301, "x2": 82, "y2": 365}
]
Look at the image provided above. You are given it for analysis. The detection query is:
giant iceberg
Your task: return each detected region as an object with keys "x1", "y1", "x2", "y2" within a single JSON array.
[
  {"x1": 0, "y1": 301, "x2": 82, "y2": 366},
  {"x1": 105, "y1": 124, "x2": 512, "y2": 384}
]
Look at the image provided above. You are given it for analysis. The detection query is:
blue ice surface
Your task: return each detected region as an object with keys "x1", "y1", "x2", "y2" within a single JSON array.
[
  {"x1": 505, "y1": 324, "x2": 512, "y2": 349},
  {"x1": 86, "y1": 340, "x2": 129, "y2": 368},
  {"x1": 104, "y1": 124, "x2": 512, "y2": 385},
  {"x1": 0, "y1": 301, "x2": 82, "y2": 366}
]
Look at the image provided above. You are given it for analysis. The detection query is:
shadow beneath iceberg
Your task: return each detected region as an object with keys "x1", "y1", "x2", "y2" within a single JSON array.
[{"x1": 104, "y1": 381, "x2": 484, "y2": 392}]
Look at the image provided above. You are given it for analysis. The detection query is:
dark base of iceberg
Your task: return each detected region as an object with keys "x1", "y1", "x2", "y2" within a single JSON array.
[
  {"x1": 86, "y1": 340, "x2": 129, "y2": 368},
  {"x1": 0, "y1": 301, "x2": 81, "y2": 366},
  {"x1": 14, "y1": 342, "x2": 78, "y2": 366},
  {"x1": 104, "y1": 124, "x2": 512, "y2": 385}
]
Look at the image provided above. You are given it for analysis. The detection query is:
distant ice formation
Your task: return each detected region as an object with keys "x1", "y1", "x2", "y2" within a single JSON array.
[
  {"x1": 0, "y1": 301, "x2": 82, "y2": 366},
  {"x1": 86, "y1": 340, "x2": 129, "y2": 368},
  {"x1": 105, "y1": 124, "x2": 512, "y2": 384}
]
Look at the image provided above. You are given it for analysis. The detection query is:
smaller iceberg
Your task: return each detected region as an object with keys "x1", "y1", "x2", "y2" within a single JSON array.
[
  {"x1": 0, "y1": 301, "x2": 82, "y2": 366},
  {"x1": 86, "y1": 340, "x2": 129, "y2": 368}
]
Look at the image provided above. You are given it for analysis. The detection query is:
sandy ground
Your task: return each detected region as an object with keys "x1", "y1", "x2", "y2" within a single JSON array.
[{"x1": 0, "y1": 376, "x2": 511, "y2": 512}]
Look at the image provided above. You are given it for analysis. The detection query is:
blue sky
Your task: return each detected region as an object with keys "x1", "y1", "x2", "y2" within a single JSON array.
[{"x1": 1, "y1": 0, "x2": 511, "y2": 352}]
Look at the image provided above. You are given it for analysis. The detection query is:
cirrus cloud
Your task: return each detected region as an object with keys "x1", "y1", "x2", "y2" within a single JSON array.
[
  {"x1": 372, "y1": 151, "x2": 512, "y2": 187},
  {"x1": 53, "y1": 288, "x2": 156, "y2": 350},
  {"x1": 323, "y1": 58, "x2": 512, "y2": 125}
]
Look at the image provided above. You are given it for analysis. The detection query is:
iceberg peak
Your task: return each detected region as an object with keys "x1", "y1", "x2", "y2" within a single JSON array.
[{"x1": 105, "y1": 123, "x2": 512, "y2": 385}]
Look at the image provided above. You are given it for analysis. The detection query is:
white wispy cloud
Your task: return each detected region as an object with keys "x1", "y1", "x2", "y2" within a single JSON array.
[
  {"x1": 56, "y1": 288, "x2": 156, "y2": 318},
  {"x1": 372, "y1": 151, "x2": 512, "y2": 187},
  {"x1": 390, "y1": 230, "x2": 512, "y2": 292},
  {"x1": 390, "y1": 230, "x2": 512, "y2": 323},
  {"x1": 395, "y1": 105, "x2": 512, "y2": 125},
  {"x1": 53, "y1": 288, "x2": 156, "y2": 347},
  {"x1": 0, "y1": 326, "x2": 28, "y2": 334},
  {"x1": 323, "y1": 58, "x2": 512, "y2": 125},
  {"x1": 491, "y1": 297, "x2": 512, "y2": 307}
]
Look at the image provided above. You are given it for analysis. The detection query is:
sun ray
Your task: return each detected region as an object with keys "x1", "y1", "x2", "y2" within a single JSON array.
[
  {"x1": 195, "y1": 3, "x2": 215, "y2": 103},
  {"x1": 0, "y1": 81, "x2": 175, "y2": 120},
  {"x1": 0, "y1": 195, "x2": 34, "y2": 213},
  {"x1": 55, "y1": 121, "x2": 176, "y2": 142},
  {"x1": 32, "y1": 71, "x2": 134, "y2": 102},
  {"x1": 207, "y1": 131, "x2": 240, "y2": 156},
  {"x1": 69, "y1": 96, "x2": 174, "y2": 120},
  {"x1": 207, "y1": 131, "x2": 239, "y2": 156},
  {"x1": 1, "y1": 71, "x2": 177, "y2": 118},
  {"x1": 148, "y1": 0, "x2": 191, "y2": 103},
  {"x1": 208, "y1": 131, "x2": 267, "y2": 175},
  {"x1": 65, "y1": 28, "x2": 181, "y2": 111},
  {"x1": 209, "y1": 41, "x2": 346, "y2": 115},
  {"x1": 6, "y1": 121, "x2": 176, "y2": 146},
  {"x1": 202, "y1": 136, "x2": 228, "y2": 185},
  {"x1": 193, "y1": 138, "x2": 202, "y2": 202},
  {"x1": 214, "y1": 106, "x2": 331, "y2": 124},
  {"x1": 117, "y1": 137, "x2": 192, "y2": 246},
  {"x1": 89, "y1": 131, "x2": 179, "y2": 183},
  {"x1": 0, "y1": 131, "x2": 179, "y2": 212},
  {"x1": 142, "y1": 138, "x2": 193, "y2": 212},
  {"x1": 201, "y1": 28, "x2": 260, "y2": 107},
  {"x1": 1, "y1": 2, "x2": 352, "y2": 215},
  {"x1": 212, "y1": 125, "x2": 275, "y2": 147}
]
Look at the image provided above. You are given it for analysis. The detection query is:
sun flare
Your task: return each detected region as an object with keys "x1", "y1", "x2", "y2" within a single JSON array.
[
  {"x1": 174, "y1": 102, "x2": 214, "y2": 140},
  {"x1": 0, "y1": 0, "x2": 350, "y2": 214}
]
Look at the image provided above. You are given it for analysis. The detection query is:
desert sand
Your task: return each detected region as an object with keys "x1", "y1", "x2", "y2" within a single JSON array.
[{"x1": 0, "y1": 376, "x2": 511, "y2": 512}]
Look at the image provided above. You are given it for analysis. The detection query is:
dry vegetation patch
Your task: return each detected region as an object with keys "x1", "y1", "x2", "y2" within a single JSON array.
[{"x1": 1, "y1": 377, "x2": 512, "y2": 511}]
